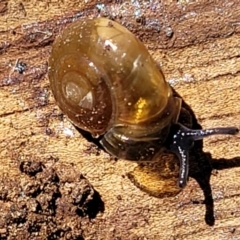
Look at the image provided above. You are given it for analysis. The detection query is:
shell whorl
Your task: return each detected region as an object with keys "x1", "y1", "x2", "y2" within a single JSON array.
[{"x1": 49, "y1": 18, "x2": 180, "y2": 137}]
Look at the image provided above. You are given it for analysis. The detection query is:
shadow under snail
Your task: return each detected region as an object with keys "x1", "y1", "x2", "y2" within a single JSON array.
[{"x1": 48, "y1": 17, "x2": 239, "y2": 189}]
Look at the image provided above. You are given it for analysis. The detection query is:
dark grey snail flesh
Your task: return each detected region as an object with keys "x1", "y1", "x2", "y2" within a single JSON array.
[{"x1": 48, "y1": 17, "x2": 239, "y2": 189}]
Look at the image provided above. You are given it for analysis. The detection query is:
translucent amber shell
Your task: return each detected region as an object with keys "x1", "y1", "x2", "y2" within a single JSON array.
[{"x1": 48, "y1": 17, "x2": 181, "y2": 150}]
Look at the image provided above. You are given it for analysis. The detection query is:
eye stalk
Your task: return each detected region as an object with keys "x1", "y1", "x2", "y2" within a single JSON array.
[{"x1": 168, "y1": 124, "x2": 239, "y2": 188}]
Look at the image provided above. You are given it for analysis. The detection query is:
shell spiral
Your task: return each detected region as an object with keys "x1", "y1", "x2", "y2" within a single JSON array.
[{"x1": 48, "y1": 17, "x2": 181, "y2": 158}]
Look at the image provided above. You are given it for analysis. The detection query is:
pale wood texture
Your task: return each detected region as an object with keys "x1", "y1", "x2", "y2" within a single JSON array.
[{"x1": 0, "y1": 0, "x2": 240, "y2": 239}]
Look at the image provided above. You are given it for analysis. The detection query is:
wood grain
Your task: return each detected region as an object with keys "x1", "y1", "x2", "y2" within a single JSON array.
[{"x1": 0, "y1": 0, "x2": 240, "y2": 239}]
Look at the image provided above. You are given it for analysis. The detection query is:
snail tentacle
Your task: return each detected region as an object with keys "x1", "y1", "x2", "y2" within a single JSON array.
[{"x1": 168, "y1": 124, "x2": 239, "y2": 188}]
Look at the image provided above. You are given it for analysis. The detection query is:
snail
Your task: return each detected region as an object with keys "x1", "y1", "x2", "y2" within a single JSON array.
[{"x1": 48, "y1": 17, "x2": 239, "y2": 189}]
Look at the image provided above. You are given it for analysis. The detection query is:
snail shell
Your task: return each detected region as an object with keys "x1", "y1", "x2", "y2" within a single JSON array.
[{"x1": 48, "y1": 17, "x2": 181, "y2": 160}]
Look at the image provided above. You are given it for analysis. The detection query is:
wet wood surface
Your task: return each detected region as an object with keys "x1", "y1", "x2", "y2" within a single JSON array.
[{"x1": 0, "y1": 0, "x2": 240, "y2": 239}]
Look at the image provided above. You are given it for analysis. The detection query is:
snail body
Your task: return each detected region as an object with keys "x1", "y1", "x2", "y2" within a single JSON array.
[{"x1": 49, "y1": 18, "x2": 238, "y2": 188}]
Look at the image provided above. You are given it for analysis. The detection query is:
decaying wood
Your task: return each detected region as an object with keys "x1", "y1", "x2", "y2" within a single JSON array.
[{"x1": 0, "y1": 0, "x2": 240, "y2": 239}]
